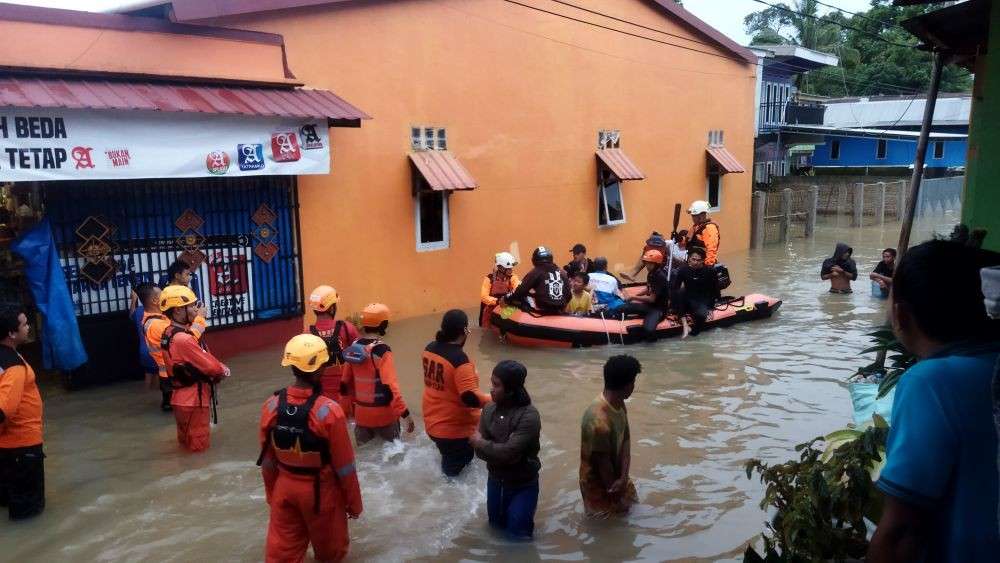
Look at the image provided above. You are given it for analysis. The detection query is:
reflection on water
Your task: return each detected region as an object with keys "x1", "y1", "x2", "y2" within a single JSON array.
[{"x1": 3, "y1": 215, "x2": 958, "y2": 562}]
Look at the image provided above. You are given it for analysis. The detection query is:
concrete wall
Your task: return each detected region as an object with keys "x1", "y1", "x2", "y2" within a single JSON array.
[
  {"x1": 206, "y1": 0, "x2": 758, "y2": 319},
  {"x1": 811, "y1": 135, "x2": 967, "y2": 168},
  {"x1": 963, "y1": 2, "x2": 1000, "y2": 251}
]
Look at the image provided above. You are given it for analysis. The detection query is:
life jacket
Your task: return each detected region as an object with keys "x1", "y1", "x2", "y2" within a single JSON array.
[
  {"x1": 161, "y1": 324, "x2": 220, "y2": 422},
  {"x1": 142, "y1": 313, "x2": 167, "y2": 334},
  {"x1": 310, "y1": 321, "x2": 347, "y2": 365},
  {"x1": 689, "y1": 221, "x2": 720, "y2": 254},
  {"x1": 487, "y1": 272, "x2": 515, "y2": 298},
  {"x1": 342, "y1": 339, "x2": 393, "y2": 408},
  {"x1": 161, "y1": 325, "x2": 215, "y2": 389},
  {"x1": 257, "y1": 389, "x2": 331, "y2": 514}
]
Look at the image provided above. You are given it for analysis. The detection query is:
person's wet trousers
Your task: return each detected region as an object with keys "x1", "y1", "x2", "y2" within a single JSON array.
[
  {"x1": 431, "y1": 436, "x2": 475, "y2": 477},
  {"x1": 621, "y1": 303, "x2": 665, "y2": 341},
  {"x1": 0, "y1": 444, "x2": 45, "y2": 520},
  {"x1": 487, "y1": 477, "x2": 539, "y2": 539}
]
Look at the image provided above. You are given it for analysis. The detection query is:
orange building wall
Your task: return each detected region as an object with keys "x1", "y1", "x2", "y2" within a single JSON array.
[
  {"x1": 0, "y1": 20, "x2": 292, "y2": 84},
  {"x1": 209, "y1": 0, "x2": 757, "y2": 320}
]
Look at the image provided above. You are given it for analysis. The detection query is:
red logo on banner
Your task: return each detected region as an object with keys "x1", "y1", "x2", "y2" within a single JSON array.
[
  {"x1": 208, "y1": 252, "x2": 249, "y2": 297},
  {"x1": 206, "y1": 151, "x2": 231, "y2": 175},
  {"x1": 270, "y1": 132, "x2": 301, "y2": 162},
  {"x1": 72, "y1": 146, "x2": 95, "y2": 169}
]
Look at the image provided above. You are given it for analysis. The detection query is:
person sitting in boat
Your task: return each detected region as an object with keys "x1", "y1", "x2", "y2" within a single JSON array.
[
  {"x1": 589, "y1": 258, "x2": 626, "y2": 313},
  {"x1": 821, "y1": 242, "x2": 858, "y2": 294},
  {"x1": 506, "y1": 247, "x2": 570, "y2": 315},
  {"x1": 621, "y1": 232, "x2": 667, "y2": 282},
  {"x1": 564, "y1": 243, "x2": 595, "y2": 277},
  {"x1": 671, "y1": 247, "x2": 719, "y2": 338},
  {"x1": 565, "y1": 272, "x2": 594, "y2": 316},
  {"x1": 688, "y1": 201, "x2": 720, "y2": 267},
  {"x1": 480, "y1": 252, "x2": 521, "y2": 327},
  {"x1": 664, "y1": 230, "x2": 689, "y2": 282},
  {"x1": 622, "y1": 249, "x2": 670, "y2": 342}
]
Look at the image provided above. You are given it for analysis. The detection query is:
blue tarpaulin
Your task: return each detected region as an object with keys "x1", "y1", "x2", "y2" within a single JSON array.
[{"x1": 12, "y1": 219, "x2": 88, "y2": 371}]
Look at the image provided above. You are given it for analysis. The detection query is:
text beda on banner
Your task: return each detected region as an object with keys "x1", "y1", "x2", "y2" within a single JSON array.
[{"x1": 0, "y1": 116, "x2": 72, "y2": 171}]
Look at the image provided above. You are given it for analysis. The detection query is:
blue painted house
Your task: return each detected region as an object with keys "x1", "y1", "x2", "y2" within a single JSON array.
[{"x1": 805, "y1": 94, "x2": 970, "y2": 173}]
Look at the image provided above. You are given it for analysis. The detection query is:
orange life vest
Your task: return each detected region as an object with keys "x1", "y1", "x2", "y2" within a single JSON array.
[{"x1": 487, "y1": 272, "x2": 514, "y2": 298}]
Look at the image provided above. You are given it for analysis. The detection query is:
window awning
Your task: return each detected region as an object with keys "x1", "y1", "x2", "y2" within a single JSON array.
[
  {"x1": 409, "y1": 150, "x2": 478, "y2": 191},
  {"x1": 706, "y1": 146, "x2": 746, "y2": 174},
  {"x1": 0, "y1": 76, "x2": 370, "y2": 127},
  {"x1": 596, "y1": 148, "x2": 645, "y2": 181}
]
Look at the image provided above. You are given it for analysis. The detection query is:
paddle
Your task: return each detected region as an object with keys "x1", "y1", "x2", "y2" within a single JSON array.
[{"x1": 670, "y1": 203, "x2": 682, "y2": 240}]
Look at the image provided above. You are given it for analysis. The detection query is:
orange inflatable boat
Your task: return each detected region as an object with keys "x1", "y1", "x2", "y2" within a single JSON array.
[{"x1": 486, "y1": 292, "x2": 782, "y2": 348}]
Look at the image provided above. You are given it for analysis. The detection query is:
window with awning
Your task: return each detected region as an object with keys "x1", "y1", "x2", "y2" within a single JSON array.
[
  {"x1": 408, "y1": 132, "x2": 478, "y2": 251},
  {"x1": 595, "y1": 144, "x2": 645, "y2": 228}
]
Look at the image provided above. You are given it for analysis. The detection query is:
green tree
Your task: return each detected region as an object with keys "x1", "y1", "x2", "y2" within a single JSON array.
[{"x1": 745, "y1": 0, "x2": 972, "y2": 97}]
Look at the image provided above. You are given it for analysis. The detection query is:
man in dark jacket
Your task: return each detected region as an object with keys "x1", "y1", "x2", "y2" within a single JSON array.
[
  {"x1": 671, "y1": 247, "x2": 719, "y2": 338},
  {"x1": 470, "y1": 360, "x2": 541, "y2": 540},
  {"x1": 508, "y1": 246, "x2": 570, "y2": 314},
  {"x1": 821, "y1": 242, "x2": 858, "y2": 294}
]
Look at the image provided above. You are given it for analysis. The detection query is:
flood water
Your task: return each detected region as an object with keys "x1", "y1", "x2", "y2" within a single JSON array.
[{"x1": 3, "y1": 214, "x2": 959, "y2": 562}]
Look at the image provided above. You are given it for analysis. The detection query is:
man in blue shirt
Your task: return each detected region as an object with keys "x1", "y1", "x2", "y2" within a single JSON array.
[{"x1": 869, "y1": 240, "x2": 1000, "y2": 562}]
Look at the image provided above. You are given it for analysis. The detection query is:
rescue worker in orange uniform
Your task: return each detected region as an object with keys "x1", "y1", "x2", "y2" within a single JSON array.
[
  {"x1": 422, "y1": 309, "x2": 492, "y2": 477},
  {"x1": 159, "y1": 285, "x2": 229, "y2": 452},
  {"x1": 139, "y1": 286, "x2": 174, "y2": 411},
  {"x1": 480, "y1": 252, "x2": 521, "y2": 328},
  {"x1": 342, "y1": 303, "x2": 415, "y2": 444},
  {"x1": 307, "y1": 285, "x2": 359, "y2": 418},
  {"x1": 166, "y1": 259, "x2": 208, "y2": 339},
  {"x1": 0, "y1": 307, "x2": 45, "y2": 520},
  {"x1": 259, "y1": 334, "x2": 363, "y2": 563},
  {"x1": 687, "y1": 200, "x2": 721, "y2": 267}
]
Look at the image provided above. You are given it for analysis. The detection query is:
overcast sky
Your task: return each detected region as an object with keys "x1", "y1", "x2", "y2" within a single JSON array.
[{"x1": 11, "y1": 0, "x2": 877, "y2": 46}]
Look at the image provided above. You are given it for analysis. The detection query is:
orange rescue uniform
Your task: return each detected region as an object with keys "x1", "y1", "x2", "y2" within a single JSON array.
[
  {"x1": 480, "y1": 272, "x2": 521, "y2": 327},
  {"x1": 259, "y1": 387, "x2": 362, "y2": 563},
  {"x1": 309, "y1": 319, "x2": 359, "y2": 417},
  {"x1": 690, "y1": 221, "x2": 720, "y2": 266},
  {"x1": 162, "y1": 327, "x2": 228, "y2": 452},
  {"x1": 342, "y1": 338, "x2": 408, "y2": 429},
  {"x1": 421, "y1": 341, "x2": 491, "y2": 439},
  {"x1": 0, "y1": 347, "x2": 43, "y2": 449}
]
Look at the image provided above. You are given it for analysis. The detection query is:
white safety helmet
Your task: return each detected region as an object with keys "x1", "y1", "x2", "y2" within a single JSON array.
[
  {"x1": 495, "y1": 252, "x2": 518, "y2": 269},
  {"x1": 688, "y1": 200, "x2": 711, "y2": 215}
]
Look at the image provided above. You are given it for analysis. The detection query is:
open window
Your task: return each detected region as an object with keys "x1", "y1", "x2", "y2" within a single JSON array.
[
  {"x1": 705, "y1": 134, "x2": 744, "y2": 208},
  {"x1": 707, "y1": 173, "x2": 721, "y2": 210},
  {"x1": 595, "y1": 131, "x2": 644, "y2": 228},
  {"x1": 876, "y1": 139, "x2": 887, "y2": 160},
  {"x1": 830, "y1": 138, "x2": 841, "y2": 160},
  {"x1": 408, "y1": 127, "x2": 477, "y2": 252},
  {"x1": 933, "y1": 141, "x2": 944, "y2": 159}
]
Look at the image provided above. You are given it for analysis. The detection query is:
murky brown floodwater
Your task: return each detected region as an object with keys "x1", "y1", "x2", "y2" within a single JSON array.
[{"x1": 2, "y1": 213, "x2": 959, "y2": 562}]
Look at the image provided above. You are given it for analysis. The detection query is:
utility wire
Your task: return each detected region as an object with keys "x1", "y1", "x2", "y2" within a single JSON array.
[
  {"x1": 763, "y1": 59, "x2": 924, "y2": 95},
  {"x1": 548, "y1": 0, "x2": 722, "y2": 50},
  {"x1": 749, "y1": 0, "x2": 916, "y2": 48},
  {"x1": 501, "y1": 0, "x2": 751, "y2": 64},
  {"x1": 812, "y1": 0, "x2": 902, "y2": 29}
]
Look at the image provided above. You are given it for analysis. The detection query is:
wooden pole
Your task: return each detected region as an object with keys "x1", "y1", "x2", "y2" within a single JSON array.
[
  {"x1": 751, "y1": 190, "x2": 766, "y2": 249},
  {"x1": 780, "y1": 188, "x2": 792, "y2": 243},
  {"x1": 877, "y1": 181, "x2": 887, "y2": 225},
  {"x1": 898, "y1": 51, "x2": 945, "y2": 254},
  {"x1": 853, "y1": 182, "x2": 865, "y2": 228},
  {"x1": 805, "y1": 185, "x2": 818, "y2": 238}
]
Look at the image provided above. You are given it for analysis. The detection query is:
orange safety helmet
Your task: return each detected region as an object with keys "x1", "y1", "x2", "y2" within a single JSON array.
[
  {"x1": 309, "y1": 285, "x2": 340, "y2": 312},
  {"x1": 641, "y1": 249, "x2": 665, "y2": 264},
  {"x1": 361, "y1": 303, "x2": 390, "y2": 329}
]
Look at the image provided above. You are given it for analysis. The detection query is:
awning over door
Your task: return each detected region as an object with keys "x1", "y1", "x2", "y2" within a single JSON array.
[
  {"x1": 596, "y1": 148, "x2": 645, "y2": 181},
  {"x1": 0, "y1": 76, "x2": 370, "y2": 126},
  {"x1": 706, "y1": 146, "x2": 746, "y2": 174},
  {"x1": 408, "y1": 150, "x2": 478, "y2": 191}
]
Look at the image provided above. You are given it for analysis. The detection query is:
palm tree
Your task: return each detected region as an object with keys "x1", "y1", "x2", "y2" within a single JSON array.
[{"x1": 744, "y1": 0, "x2": 859, "y2": 93}]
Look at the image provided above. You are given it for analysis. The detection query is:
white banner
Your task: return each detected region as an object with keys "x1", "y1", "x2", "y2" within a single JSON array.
[{"x1": 0, "y1": 108, "x2": 330, "y2": 181}]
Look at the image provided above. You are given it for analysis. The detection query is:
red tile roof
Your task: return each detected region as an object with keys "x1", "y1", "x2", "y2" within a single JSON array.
[
  {"x1": 409, "y1": 150, "x2": 478, "y2": 191},
  {"x1": 597, "y1": 148, "x2": 645, "y2": 181},
  {"x1": 706, "y1": 146, "x2": 746, "y2": 174},
  {"x1": 0, "y1": 76, "x2": 370, "y2": 125}
]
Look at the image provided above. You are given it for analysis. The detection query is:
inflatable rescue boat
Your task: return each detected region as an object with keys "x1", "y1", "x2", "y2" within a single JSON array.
[{"x1": 486, "y1": 290, "x2": 782, "y2": 348}]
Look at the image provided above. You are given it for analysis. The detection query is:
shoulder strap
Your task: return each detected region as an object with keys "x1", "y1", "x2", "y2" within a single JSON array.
[
  {"x1": 143, "y1": 314, "x2": 167, "y2": 332},
  {"x1": 309, "y1": 325, "x2": 319, "y2": 336}
]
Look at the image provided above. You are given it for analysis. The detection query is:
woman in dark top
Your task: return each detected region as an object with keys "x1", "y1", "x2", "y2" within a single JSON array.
[{"x1": 470, "y1": 360, "x2": 541, "y2": 540}]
